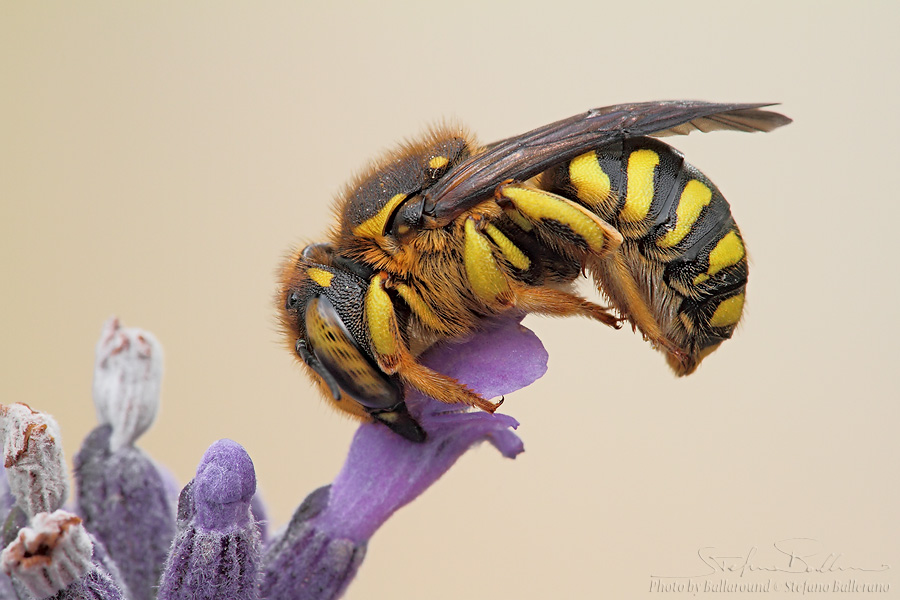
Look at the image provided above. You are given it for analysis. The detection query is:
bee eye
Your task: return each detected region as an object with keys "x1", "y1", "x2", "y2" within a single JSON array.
[
  {"x1": 389, "y1": 197, "x2": 424, "y2": 242},
  {"x1": 285, "y1": 291, "x2": 301, "y2": 310}
]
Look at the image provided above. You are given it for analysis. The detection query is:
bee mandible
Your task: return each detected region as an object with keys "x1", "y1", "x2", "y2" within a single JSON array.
[{"x1": 278, "y1": 101, "x2": 791, "y2": 442}]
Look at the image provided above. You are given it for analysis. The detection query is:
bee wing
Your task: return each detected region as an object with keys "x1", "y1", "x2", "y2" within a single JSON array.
[{"x1": 422, "y1": 101, "x2": 791, "y2": 226}]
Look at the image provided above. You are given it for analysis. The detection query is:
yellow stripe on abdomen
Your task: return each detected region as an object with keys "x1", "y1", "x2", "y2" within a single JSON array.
[
  {"x1": 709, "y1": 294, "x2": 745, "y2": 328},
  {"x1": 657, "y1": 180, "x2": 713, "y2": 248},
  {"x1": 569, "y1": 151, "x2": 611, "y2": 210},
  {"x1": 707, "y1": 230, "x2": 745, "y2": 276},
  {"x1": 620, "y1": 149, "x2": 659, "y2": 223}
]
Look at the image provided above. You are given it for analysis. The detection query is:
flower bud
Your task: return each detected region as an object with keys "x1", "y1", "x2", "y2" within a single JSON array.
[
  {"x1": 0, "y1": 510, "x2": 125, "y2": 600},
  {"x1": 157, "y1": 440, "x2": 261, "y2": 600},
  {"x1": 92, "y1": 317, "x2": 162, "y2": 452},
  {"x1": 0, "y1": 404, "x2": 68, "y2": 518}
]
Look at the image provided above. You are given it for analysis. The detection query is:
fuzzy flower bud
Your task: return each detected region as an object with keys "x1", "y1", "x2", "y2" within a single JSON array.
[
  {"x1": 1, "y1": 510, "x2": 101, "y2": 599},
  {"x1": 0, "y1": 403, "x2": 68, "y2": 518},
  {"x1": 92, "y1": 317, "x2": 163, "y2": 452},
  {"x1": 157, "y1": 439, "x2": 261, "y2": 600}
]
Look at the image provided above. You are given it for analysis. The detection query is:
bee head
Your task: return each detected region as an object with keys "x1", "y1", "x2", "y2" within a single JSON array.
[{"x1": 277, "y1": 244, "x2": 425, "y2": 442}]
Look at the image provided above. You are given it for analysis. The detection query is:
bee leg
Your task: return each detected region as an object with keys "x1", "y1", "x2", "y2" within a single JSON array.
[
  {"x1": 592, "y1": 251, "x2": 691, "y2": 371},
  {"x1": 496, "y1": 183, "x2": 623, "y2": 259},
  {"x1": 395, "y1": 354, "x2": 503, "y2": 413},
  {"x1": 365, "y1": 272, "x2": 502, "y2": 413},
  {"x1": 462, "y1": 213, "x2": 623, "y2": 329},
  {"x1": 512, "y1": 284, "x2": 624, "y2": 329},
  {"x1": 462, "y1": 216, "x2": 516, "y2": 308}
]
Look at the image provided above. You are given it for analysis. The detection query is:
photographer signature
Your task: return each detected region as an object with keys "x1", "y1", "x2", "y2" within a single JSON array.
[{"x1": 651, "y1": 538, "x2": 890, "y2": 579}]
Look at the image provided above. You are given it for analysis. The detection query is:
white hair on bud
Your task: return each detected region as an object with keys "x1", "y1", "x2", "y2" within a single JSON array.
[
  {"x1": 0, "y1": 404, "x2": 68, "y2": 516},
  {"x1": 1, "y1": 510, "x2": 93, "y2": 599},
  {"x1": 92, "y1": 317, "x2": 163, "y2": 452}
]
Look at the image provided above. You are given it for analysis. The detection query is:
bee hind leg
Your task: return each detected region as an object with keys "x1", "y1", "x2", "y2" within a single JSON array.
[
  {"x1": 590, "y1": 252, "x2": 693, "y2": 373},
  {"x1": 496, "y1": 182, "x2": 623, "y2": 259}
]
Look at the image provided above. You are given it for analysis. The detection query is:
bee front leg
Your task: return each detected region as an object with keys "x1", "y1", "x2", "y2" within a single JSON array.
[{"x1": 365, "y1": 272, "x2": 502, "y2": 413}]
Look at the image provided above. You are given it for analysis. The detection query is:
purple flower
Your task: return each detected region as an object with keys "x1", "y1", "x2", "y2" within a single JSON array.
[
  {"x1": 1, "y1": 314, "x2": 548, "y2": 599},
  {"x1": 260, "y1": 316, "x2": 547, "y2": 600}
]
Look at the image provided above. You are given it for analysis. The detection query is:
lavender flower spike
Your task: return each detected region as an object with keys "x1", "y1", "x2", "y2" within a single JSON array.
[
  {"x1": 261, "y1": 315, "x2": 548, "y2": 600},
  {"x1": 158, "y1": 439, "x2": 260, "y2": 600},
  {"x1": 73, "y1": 318, "x2": 175, "y2": 600},
  {"x1": 1, "y1": 509, "x2": 124, "y2": 600}
]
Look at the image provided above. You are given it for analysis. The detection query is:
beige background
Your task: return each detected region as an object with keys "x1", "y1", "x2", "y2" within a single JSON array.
[{"x1": 2, "y1": 2, "x2": 898, "y2": 598}]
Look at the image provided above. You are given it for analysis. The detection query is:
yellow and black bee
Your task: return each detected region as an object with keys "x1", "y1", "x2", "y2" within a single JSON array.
[{"x1": 278, "y1": 101, "x2": 790, "y2": 442}]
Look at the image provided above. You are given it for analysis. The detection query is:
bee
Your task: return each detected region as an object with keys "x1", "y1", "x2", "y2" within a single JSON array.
[{"x1": 278, "y1": 101, "x2": 790, "y2": 442}]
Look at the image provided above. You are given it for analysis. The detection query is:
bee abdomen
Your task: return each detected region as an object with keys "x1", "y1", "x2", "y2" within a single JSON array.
[
  {"x1": 545, "y1": 137, "x2": 683, "y2": 237},
  {"x1": 540, "y1": 137, "x2": 749, "y2": 373}
]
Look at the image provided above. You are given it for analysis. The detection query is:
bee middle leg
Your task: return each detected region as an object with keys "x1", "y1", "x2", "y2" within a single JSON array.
[
  {"x1": 461, "y1": 212, "x2": 623, "y2": 329},
  {"x1": 512, "y1": 284, "x2": 624, "y2": 329}
]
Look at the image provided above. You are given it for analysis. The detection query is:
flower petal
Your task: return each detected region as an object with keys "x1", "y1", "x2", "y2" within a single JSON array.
[
  {"x1": 318, "y1": 315, "x2": 545, "y2": 542},
  {"x1": 416, "y1": 313, "x2": 549, "y2": 400}
]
